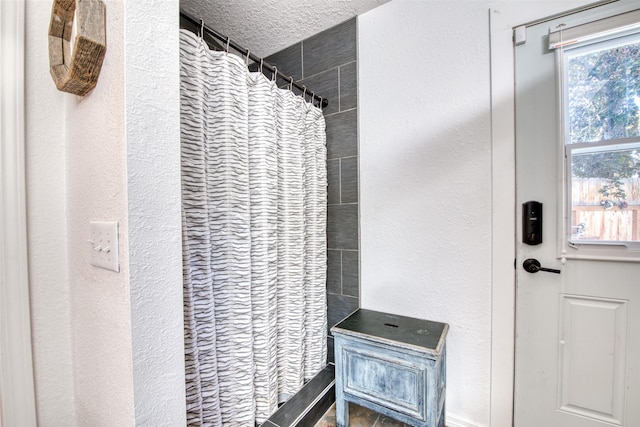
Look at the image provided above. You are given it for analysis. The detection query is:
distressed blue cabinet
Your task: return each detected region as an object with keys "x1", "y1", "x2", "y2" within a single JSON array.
[{"x1": 331, "y1": 309, "x2": 448, "y2": 427}]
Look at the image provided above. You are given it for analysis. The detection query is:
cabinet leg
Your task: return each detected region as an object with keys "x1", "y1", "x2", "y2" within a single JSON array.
[{"x1": 336, "y1": 399, "x2": 349, "y2": 427}]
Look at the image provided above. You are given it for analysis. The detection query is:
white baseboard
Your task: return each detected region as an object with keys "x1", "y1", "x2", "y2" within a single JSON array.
[{"x1": 447, "y1": 414, "x2": 482, "y2": 427}]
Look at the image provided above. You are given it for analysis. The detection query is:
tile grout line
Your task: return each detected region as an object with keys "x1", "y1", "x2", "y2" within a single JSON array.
[
  {"x1": 339, "y1": 250, "x2": 343, "y2": 295},
  {"x1": 300, "y1": 41, "x2": 304, "y2": 79},
  {"x1": 338, "y1": 157, "x2": 342, "y2": 204},
  {"x1": 337, "y1": 64, "x2": 342, "y2": 112},
  {"x1": 326, "y1": 160, "x2": 356, "y2": 164},
  {"x1": 300, "y1": 65, "x2": 340, "y2": 82},
  {"x1": 323, "y1": 106, "x2": 357, "y2": 118}
]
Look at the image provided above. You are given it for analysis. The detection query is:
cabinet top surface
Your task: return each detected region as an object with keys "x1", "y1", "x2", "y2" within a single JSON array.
[{"x1": 331, "y1": 309, "x2": 448, "y2": 355}]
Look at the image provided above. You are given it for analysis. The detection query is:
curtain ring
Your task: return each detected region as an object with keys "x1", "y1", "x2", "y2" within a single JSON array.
[
  {"x1": 289, "y1": 76, "x2": 294, "y2": 91},
  {"x1": 272, "y1": 66, "x2": 278, "y2": 82},
  {"x1": 245, "y1": 49, "x2": 250, "y2": 66},
  {"x1": 225, "y1": 36, "x2": 230, "y2": 53},
  {"x1": 318, "y1": 96, "x2": 323, "y2": 110},
  {"x1": 199, "y1": 19, "x2": 205, "y2": 39},
  {"x1": 259, "y1": 58, "x2": 264, "y2": 74},
  {"x1": 302, "y1": 86, "x2": 307, "y2": 100}
]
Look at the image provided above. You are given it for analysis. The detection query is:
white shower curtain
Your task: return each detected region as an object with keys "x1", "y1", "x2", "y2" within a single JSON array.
[{"x1": 179, "y1": 29, "x2": 327, "y2": 426}]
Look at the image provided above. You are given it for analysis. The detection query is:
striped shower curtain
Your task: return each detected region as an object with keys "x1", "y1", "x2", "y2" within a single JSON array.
[{"x1": 179, "y1": 29, "x2": 327, "y2": 426}]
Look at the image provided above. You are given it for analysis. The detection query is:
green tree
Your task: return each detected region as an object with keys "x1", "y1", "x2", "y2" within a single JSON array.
[
  {"x1": 568, "y1": 38, "x2": 640, "y2": 208},
  {"x1": 572, "y1": 150, "x2": 639, "y2": 206},
  {"x1": 567, "y1": 40, "x2": 640, "y2": 142}
]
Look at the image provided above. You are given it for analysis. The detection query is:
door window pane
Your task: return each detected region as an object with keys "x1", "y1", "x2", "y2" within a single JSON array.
[
  {"x1": 565, "y1": 37, "x2": 640, "y2": 144},
  {"x1": 570, "y1": 146, "x2": 640, "y2": 242},
  {"x1": 564, "y1": 32, "x2": 640, "y2": 243}
]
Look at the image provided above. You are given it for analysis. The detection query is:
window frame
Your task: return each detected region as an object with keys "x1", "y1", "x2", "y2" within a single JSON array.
[{"x1": 556, "y1": 24, "x2": 640, "y2": 262}]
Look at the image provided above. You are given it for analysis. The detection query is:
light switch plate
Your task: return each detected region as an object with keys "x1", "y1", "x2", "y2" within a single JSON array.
[{"x1": 90, "y1": 221, "x2": 119, "y2": 272}]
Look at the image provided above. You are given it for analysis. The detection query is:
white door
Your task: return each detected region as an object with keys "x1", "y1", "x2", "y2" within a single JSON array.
[{"x1": 514, "y1": 2, "x2": 640, "y2": 426}]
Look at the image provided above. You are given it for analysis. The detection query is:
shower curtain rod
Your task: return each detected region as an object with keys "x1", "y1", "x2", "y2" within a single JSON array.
[{"x1": 180, "y1": 12, "x2": 329, "y2": 109}]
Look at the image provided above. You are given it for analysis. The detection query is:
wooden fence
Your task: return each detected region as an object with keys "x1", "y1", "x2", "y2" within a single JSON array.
[{"x1": 571, "y1": 177, "x2": 640, "y2": 241}]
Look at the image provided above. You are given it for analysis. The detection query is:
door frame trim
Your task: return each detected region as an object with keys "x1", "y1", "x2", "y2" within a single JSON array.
[
  {"x1": 0, "y1": 1, "x2": 38, "y2": 425},
  {"x1": 489, "y1": 7, "x2": 517, "y2": 426}
]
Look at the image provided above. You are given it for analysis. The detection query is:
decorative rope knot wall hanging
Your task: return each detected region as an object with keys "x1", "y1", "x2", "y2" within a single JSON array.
[{"x1": 48, "y1": 0, "x2": 106, "y2": 96}]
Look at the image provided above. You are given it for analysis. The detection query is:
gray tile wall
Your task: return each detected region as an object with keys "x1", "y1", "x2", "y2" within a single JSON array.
[{"x1": 264, "y1": 18, "x2": 359, "y2": 363}]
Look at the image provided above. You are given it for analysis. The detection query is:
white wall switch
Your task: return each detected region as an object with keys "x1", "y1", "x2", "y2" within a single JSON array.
[{"x1": 90, "y1": 221, "x2": 119, "y2": 272}]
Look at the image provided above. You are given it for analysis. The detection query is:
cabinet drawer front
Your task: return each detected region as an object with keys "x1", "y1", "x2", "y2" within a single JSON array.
[{"x1": 343, "y1": 347, "x2": 426, "y2": 420}]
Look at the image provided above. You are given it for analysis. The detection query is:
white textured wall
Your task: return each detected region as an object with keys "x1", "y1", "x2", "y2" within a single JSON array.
[
  {"x1": 359, "y1": 2, "x2": 492, "y2": 426},
  {"x1": 25, "y1": 1, "x2": 184, "y2": 425},
  {"x1": 64, "y1": 0, "x2": 135, "y2": 424},
  {"x1": 24, "y1": 2, "x2": 74, "y2": 425},
  {"x1": 125, "y1": 1, "x2": 186, "y2": 425}
]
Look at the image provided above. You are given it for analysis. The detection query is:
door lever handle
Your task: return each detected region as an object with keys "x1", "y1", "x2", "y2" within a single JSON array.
[{"x1": 523, "y1": 258, "x2": 561, "y2": 274}]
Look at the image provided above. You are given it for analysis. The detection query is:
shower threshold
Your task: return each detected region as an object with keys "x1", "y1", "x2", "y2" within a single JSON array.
[{"x1": 262, "y1": 364, "x2": 335, "y2": 427}]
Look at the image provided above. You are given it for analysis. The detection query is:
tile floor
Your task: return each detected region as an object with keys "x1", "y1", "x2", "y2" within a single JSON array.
[{"x1": 315, "y1": 402, "x2": 411, "y2": 427}]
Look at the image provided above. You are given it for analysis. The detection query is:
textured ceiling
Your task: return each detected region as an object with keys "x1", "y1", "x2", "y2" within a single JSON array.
[{"x1": 180, "y1": 0, "x2": 390, "y2": 57}]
